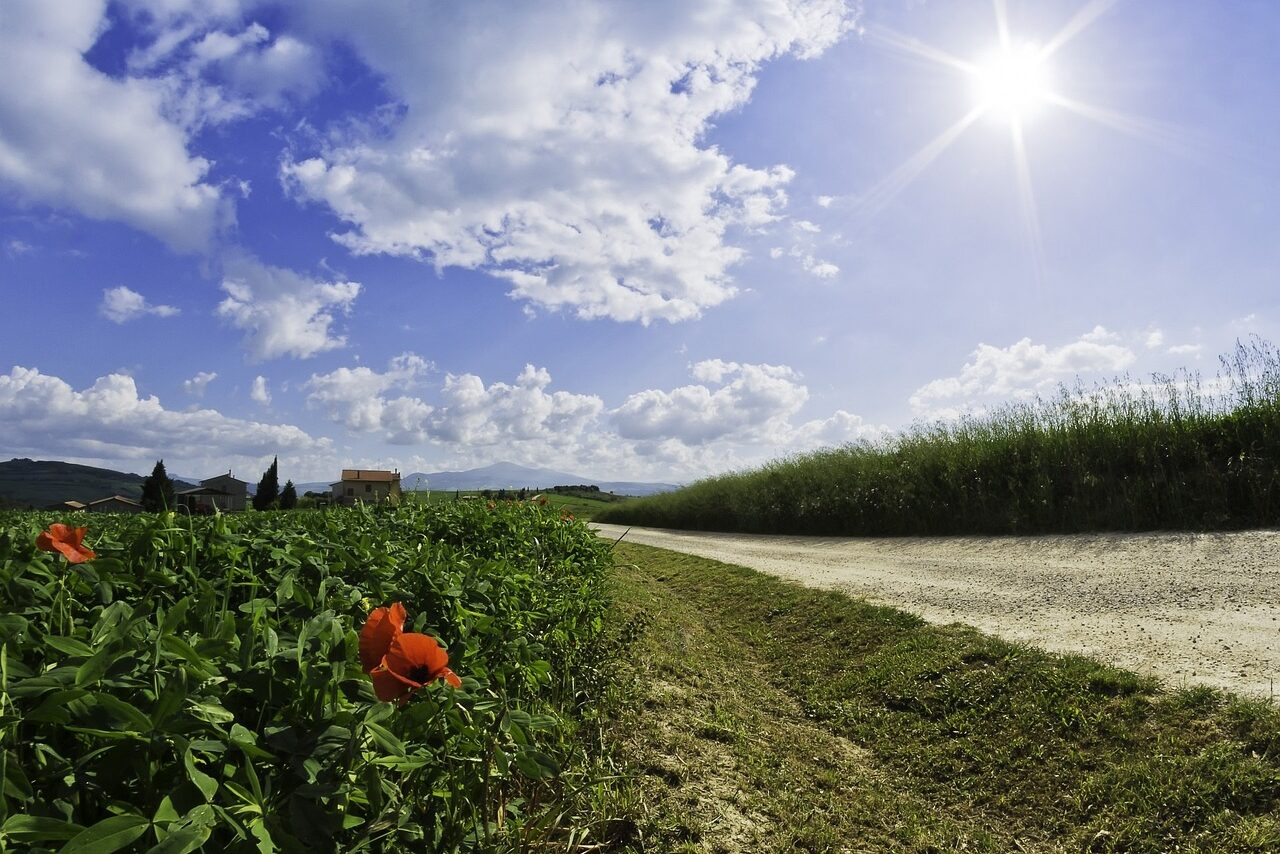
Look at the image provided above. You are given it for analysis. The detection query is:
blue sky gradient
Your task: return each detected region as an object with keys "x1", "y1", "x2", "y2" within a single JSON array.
[{"x1": 1, "y1": 0, "x2": 1275, "y2": 484}]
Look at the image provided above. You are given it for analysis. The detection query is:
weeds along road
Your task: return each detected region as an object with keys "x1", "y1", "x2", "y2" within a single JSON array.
[{"x1": 592, "y1": 523, "x2": 1280, "y2": 698}]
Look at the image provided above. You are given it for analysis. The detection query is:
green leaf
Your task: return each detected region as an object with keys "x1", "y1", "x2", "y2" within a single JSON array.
[
  {"x1": 74, "y1": 646, "x2": 116, "y2": 688},
  {"x1": 44, "y1": 636, "x2": 94, "y2": 658},
  {"x1": 58, "y1": 814, "x2": 150, "y2": 854},
  {"x1": 0, "y1": 614, "x2": 28, "y2": 643},
  {"x1": 144, "y1": 826, "x2": 210, "y2": 854},
  {"x1": 363, "y1": 721, "x2": 404, "y2": 756},
  {"x1": 161, "y1": 598, "x2": 191, "y2": 635},
  {"x1": 92, "y1": 693, "x2": 152, "y2": 733},
  {"x1": 2, "y1": 815, "x2": 86, "y2": 842},
  {"x1": 184, "y1": 750, "x2": 219, "y2": 802},
  {"x1": 186, "y1": 699, "x2": 235, "y2": 725},
  {"x1": 514, "y1": 749, "x2": 559, "y2": 780}
]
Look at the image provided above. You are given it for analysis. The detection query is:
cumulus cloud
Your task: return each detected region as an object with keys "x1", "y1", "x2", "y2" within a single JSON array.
[
  {"x1": 216, "y1": 253, "x2": 361, "y2": 360},
  {"x1": 910, "y1": 326, "x2": 1137, "y2": 416},
  {"x1": 0, "y1": 365, "x2": 327, "y2": 466},
  {"x1": 614, "y1": 360, "x2": 809, "y2": 445},
  {"x1": 306, "y1": 354, "x2": 882, "y2": 479},
  {"x1": 250, "y1": 375, "x2": 271, "y2": 405},
  {"x1": 280, "y1": 0, "x2": 854, "y2": 323},
  {"x1": 100, "y1": 286, "x2": 180, "y2": 323},
  {"x1": 182, "y1": 370, "x2": 217, "y2": 396},
  {"x1": 305, "y1": 353, "x2": 433, "y2": 442},
  {"x1": 0, "y1": 1, "x2": 225, "y2": 252}
]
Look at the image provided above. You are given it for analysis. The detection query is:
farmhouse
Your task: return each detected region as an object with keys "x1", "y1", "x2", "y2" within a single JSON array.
[
  {"x1": 86, "y1": 495, "x2": 143, "y2": 513},
  {"x1": 331, "y1": 469, "x2": 401, "y2": 506},
  {"x1": 176, "y1": 471, "x2": 250, "y2": 513}
]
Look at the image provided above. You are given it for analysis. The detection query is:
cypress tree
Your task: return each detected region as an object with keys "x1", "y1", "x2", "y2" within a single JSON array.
[
  {"x1": 280, "y1": 480, "x2": 298, "y2": 510},
  {"x1": 140, "y1": 459, "x2": 175, "y2": 512},
  {"x1": 253, "y1": 457, "x2": 280, "y2": 510}
]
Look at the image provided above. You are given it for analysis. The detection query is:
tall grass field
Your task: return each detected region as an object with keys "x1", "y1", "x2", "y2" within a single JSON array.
[
  {"x1": 0, "y1": 503, "x2": 623, "y2": 852},
  {"x1": 598, "y1": 339, "x2": 1280, "y2": 535}
]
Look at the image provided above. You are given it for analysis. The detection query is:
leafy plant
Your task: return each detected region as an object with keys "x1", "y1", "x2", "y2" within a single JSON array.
[{"x1": 0, "y1": 502, "x2": 615, "y2": 851}]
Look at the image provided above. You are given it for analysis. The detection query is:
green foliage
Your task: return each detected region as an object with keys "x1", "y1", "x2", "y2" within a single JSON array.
[
  {"x1": 140, "y1": 460, "x2": 175, "y2": 513},
  {"x1": 252, "y1": 458, "x2": 279, "y2": 511},
  {"x1": 279, "y1": 481, "x2": 298, "y2": 511},
  {"x1": 601, "y1": 339, "x2": 1280, "y2": 535},
  {"x1": 0, "y1": 502, "x2": 615, "y2": 851}
]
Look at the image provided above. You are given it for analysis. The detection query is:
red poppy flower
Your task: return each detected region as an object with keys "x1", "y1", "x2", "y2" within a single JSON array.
[
  {"x1": 373, "y1": 632, "x2": 462, "y2": 702},
  {"x1": 359, "y1": 603, "x2": 406, "y2": 671},
  {"x1": 36, "y1": 524, "x2": 95, "y2": 564},
  {"x1": 359, "y1": 604, "x2": 460, "y2": 703}
]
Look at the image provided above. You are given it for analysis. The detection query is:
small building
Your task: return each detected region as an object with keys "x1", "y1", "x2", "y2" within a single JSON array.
[
  {"x1": 330, "y1": 469, "x2": 401, "y2": 506},
  {"x1": 87, "y1": 495, "x2": 143, "y2": 514},
  {"x1": 175, "y1": 471, "x2": 250, "y2": 513},
  {"x1": 45, "y1": 500, "x2": 87, "y2": 512},
  {"x1": 199, "y1": 472, "x2": 249, "y2": 511}
]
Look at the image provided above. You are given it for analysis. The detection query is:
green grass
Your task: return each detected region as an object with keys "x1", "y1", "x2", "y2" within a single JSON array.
[
  {"x1": 601, "y1": 541, "x2": 1280, "y2": 851},
  {"x1": 598, "y1": 339, "x2": 1280, "y2": 535},
  {"x1": 409, "y1": 489, "x2": 624, "y2": 520}
]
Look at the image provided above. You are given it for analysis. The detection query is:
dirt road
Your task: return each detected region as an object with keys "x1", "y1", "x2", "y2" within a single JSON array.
[{"x1": 593, "y1": 523, "x2": 1280, "y2": 698}]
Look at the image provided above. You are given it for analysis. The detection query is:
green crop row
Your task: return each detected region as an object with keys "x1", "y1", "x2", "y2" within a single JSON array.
[
  {"x1": 599, "y1": 338, "x2": 1280, "y2": 535},
  {"x1": 0, "y1": 502, "x2": 616, "y2": 852}
]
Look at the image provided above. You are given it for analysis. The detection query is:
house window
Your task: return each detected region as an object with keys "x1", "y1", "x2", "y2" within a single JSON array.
[
  {"x1": 365, "y1": 484, "x2": 372, "y2": 493},
  {"x1": 347, "y1": 487, "x2": 354, "y2": 496}
]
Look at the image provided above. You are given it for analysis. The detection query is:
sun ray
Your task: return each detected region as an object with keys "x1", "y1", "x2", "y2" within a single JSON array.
[
  {"x1": 1043, "y1": 92, "x2": 1220, "y2": 160},
  {"x1": 864, "y1": 25, "x2": 976, "y2": 75},
  {"x1": 854, "y1": 106, "x2": 986, "y2": 221},
  {"x1": 1009, "y1": 119, "x2": 1047, "y2": 286},
  {"x1": 993, "y1": 0, "x2": 1012, "y2": 50},
  {"x1": 1038, "y1": 0, "x2": 1122, "y2": 60}
]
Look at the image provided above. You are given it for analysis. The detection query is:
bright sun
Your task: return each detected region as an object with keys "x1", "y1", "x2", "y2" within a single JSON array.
[{"x1": 971, "y1": 44, "x2": 1052, "y2": 121}]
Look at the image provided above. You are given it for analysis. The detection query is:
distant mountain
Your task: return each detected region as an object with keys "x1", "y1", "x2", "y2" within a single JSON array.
[
  {"x1": 406, "y1": 462, "x2": 679, "y2": 496},
  {"x1": 297, "y1": 462, "x2": 677, "y2": 496},
  {"x1": 0, "y1": 458, "x2": 198, "y2": 508}
]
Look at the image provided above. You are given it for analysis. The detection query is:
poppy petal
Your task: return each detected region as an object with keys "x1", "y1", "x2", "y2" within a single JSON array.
[
  {"x1": 359, "y1": 603, "x2": 407, "y2": 672},
  {"x1": 370, "y1": 663, "x2": 410, "y2": 702},
  {"x1": 384, "y1": 632, "x2": 450, "y2": 683},
  {"x1": 441, "y1": 667, "x2": 462, "y2": 688}
]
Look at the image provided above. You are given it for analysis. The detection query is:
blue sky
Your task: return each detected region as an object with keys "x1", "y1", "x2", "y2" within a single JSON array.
[{"x1": 1, "y1": 0, "x2": 1276, "y2": 484}]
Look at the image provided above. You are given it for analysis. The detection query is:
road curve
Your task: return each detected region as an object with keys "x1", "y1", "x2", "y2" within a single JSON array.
[{"x1": 593, "y1": 522, "x2": 1280, "y2": 698}]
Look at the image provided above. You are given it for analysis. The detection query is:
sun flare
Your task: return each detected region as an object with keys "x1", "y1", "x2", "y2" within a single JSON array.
[{"x1": 971, "y1": 44, "x2": 1052, "y2": 121}]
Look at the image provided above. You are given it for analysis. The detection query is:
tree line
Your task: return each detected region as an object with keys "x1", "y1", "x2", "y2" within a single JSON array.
[{"x1": 139, "y1": 456, "x2": 298, "y2": 512}]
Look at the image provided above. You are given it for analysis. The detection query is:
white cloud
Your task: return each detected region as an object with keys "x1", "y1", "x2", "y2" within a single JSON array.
[
  {"x1": 911, "y1": 326, "x2": 1137, "y2": 416},
  {"x1": 216, "y1": 253, "x2": 361, "y2": 360},
  {"x1": 307, "y1": 355, "x2": 882, "y2": 480},
  {"x1": 250, "y1": 375, "x2": 271, "y2": 405},
  {"x1": 613, "y1": 360, "x2": 809, "y2": 445},
  {"x1": 304, "y1": 353, "x2": 433, "y2": 442},
  {"x1": 794, "y1": 219, "x2": 821, "y2": 233},
  {"x1": 6, "y1": 239, "x2": 33, "y2": 256},
  {"x1": 0, "y1": 1, "x2": 225, "y2": 252},
  {"x1": 815, "y1": 195, "x2": 835, "y2": 207},
  {"x1": 281, "y1": 0, "x2": 855, "y2": 323},
  {"x1": 1145, "y1": 329, "x2": 1164, "y2": 349},
  {"x1": 182, "y1": 370, "x2": 217, "y2": 396},
  {"x1": 0, "y1": 365, "x2": 328, "y2": 467},
  {"x1": 803, "y1": 258, "x2": 840, "y2": 278},
  {"x1": 100, "y1": 286, "x2": 181, "y2": 323},
  {"x1": 1167, "y1": 343, "x2": 1203, "y2": 357}
]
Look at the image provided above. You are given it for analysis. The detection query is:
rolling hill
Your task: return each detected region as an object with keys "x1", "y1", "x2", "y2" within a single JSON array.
[{"x1": 0, "y1": 458, "x2": 197, "y2": 508}]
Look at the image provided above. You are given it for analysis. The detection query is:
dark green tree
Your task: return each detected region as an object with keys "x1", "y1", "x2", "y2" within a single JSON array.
[
  {"x1": 279, "y1": 480, "x2": 298, "y2": 510},
  {"x1": 252, "y1": 457, "x2": 280, "y2": 510},
  {"x1": 140, "y1": 459, "x2": 175, "y2": 512}
]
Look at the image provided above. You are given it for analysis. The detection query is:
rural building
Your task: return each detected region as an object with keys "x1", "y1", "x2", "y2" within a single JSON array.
[
  {"x1": 331, "y1": 469, "x2": 401, "y2": 506},
  {"x1": 45, "y1": 500, "x2": 87, "y2": 511},
  {"x1": 86, "y1": 495, "x2": 143, "y2": 513},
  {"x1": 175, "y1": 471, "x2": 250, "y2": 513}
]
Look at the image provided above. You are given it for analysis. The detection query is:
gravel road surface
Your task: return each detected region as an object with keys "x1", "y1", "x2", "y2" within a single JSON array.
[{"x1": 593, "y1": 523, "x2": 1280, "y2": 698}]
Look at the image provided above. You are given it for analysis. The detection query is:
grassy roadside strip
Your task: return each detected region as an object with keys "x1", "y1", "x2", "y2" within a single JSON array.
[{"x1": 602, "y1": 541, "x2": 1280, "y2": 852}]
